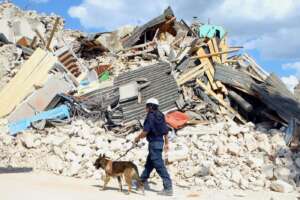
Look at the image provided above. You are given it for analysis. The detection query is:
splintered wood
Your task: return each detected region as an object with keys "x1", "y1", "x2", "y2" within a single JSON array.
[
  {"x1": 196, "y1": 79, "x2": 246, "y2": 124},
  {"x1": 177, "y1": 62, "x2": 208, "y2": 85},
  {"x1": 197, "y1": 47, "x2": 218, "y2": 90},
  {"x1": 177, "y1": 33, "x2": 248, "y2": 124}
]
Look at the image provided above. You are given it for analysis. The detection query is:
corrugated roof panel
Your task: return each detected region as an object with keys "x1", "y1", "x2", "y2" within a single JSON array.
[{"x1": 114, "y1": 62, "x2": 179, "y2": 122}]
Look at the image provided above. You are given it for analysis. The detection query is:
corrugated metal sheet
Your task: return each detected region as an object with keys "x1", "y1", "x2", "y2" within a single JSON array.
[
  {"x1": 80, "y1": 86, "x2": 119, "y2": 111},
  {"x1": 114, "y1": 62, "x2": 179, "y2": 122},
  {"x1": 122, "y1": 7, "x2": 174, "y2": 48}
]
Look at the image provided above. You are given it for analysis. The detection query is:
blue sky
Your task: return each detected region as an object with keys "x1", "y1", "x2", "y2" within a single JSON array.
[
  {"x1": 12, "y1": 0, "x2": 300, "y2": 90},
  {"x1": 12, "y1": 0, "x2": 85, "y2": 30}
]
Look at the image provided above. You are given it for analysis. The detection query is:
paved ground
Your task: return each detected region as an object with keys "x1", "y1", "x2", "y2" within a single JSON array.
[{"x1": 0, "y1": 169, "x2": 298, "y2": 200}]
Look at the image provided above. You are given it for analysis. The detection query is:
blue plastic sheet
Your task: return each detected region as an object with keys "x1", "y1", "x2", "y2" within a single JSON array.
[
  {"x1": 9, "y1": 105, "x2": 70, "y2": 135},
  {"x1": 199, "y1": 24, "x2": 226, "y2": 39}
]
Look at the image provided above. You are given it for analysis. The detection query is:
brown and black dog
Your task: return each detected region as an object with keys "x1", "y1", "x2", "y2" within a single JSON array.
[{"x1": 94, "y1": 154, "x2": 144, "y2": 194}]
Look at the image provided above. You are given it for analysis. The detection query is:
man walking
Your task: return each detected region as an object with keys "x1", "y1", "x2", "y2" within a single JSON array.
[{"x1": 134, "y1": 98, "x2": 173, "y2": 196}]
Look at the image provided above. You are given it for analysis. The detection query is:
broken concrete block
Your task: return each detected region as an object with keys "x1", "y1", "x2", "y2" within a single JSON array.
[
  {"x1": 231, "y1": 169, "x2": 242, "y2": 184},
  {"x1": 271, "y1": 133, "x2": 287, "y2": 149},
  {"x1": 20, "y1": 131, "x2": 36, "y2": 148},
  {"x1": 45, "y1": 134, "x2": 68, "y2": 147},
  {"x1": 274, "y1": 167, "x2": 292, "y2": 182},
  {"x1": 216, "y1": 143, "x2": 227, "y2": 156},
  {"x1": 227, "y1": 142, "x2": 241, "y2": 156},
  {"x1": 240, "y1": 178, "x2": 249, "y2": 189},
  {"x1": 246, "y1": 154, "x2": 264, "y2": 169},
  {"x1": 244, "y1": 133, "x2": 258, "y2": 152},
  {"x1": 47, "y1": 155, "x2": 64, "y2": 173},
  {"x1": 270, "y1": 180, "x2": 294, "y2": 193},
  {"x1": 67, "y1": 161, "x2": 81, "y2": 176},
  {"x1": 167, "y1": 143, "x2": 189, "y2": 163},
  {"x1": 262, "y1": 165, "x2": 274, "y2": 180}
]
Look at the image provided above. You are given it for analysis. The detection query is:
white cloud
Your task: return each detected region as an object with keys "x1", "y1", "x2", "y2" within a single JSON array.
[
  {"x1": 68, "y1": 0, "x2": 168, "y2": 30},
  {"x1": 29, "y1": 0, "x2": 49, "y2": 3},
  {"x1": 195, "y1": 0, "x2": 300, "y2": 59},
  {"x1": 282, "y1": 61, "x2": 300, "y2": 78},
  {"x1": 68, "y1": 0, "x2": 300, "y2": 60},
  {"x1": 282, "y1": 62, "x2": 300, "y2": 70},
  {"x1": 281, "y1": 75, "x2": 299, "y2": 92},
  {"x1": 244, "y1": 28, "x2": 300, "y2": 60}
]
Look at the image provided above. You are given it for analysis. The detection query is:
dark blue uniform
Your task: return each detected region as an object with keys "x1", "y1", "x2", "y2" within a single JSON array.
[{"x1": 140, "y1": 111, "x2": 172, "y2": 191}]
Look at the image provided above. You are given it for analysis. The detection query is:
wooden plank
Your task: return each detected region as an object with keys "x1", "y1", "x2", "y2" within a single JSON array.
[
  {"x1": 242, "y1": 54, "x2": 268, "y2": 80},
  {"x1": 205, "y1": 69, "x2": 218, "y2": 90},
  {"x1": 177, "y1": 64, "x2": 209, "y2": 85},
  {"x1": 212, "y1": 37, "x2": 220, "y2": 52},
  {"x1": 219, "y1": 35, "x2": 228, "y2": 63},
  {"x1": 178, "y1": 62, "x2": 207, "y2": 82},
  {"x1": 196, "y1": 79, "x2": 246, "y2": 124},
  {"x1": 46, "y1": 17, "x2": 60, "y2": 50},
  {"x1": 216, "y1": 81, "x2": 223, "y2": 88},
  {"x1": 0, "y1": 48, "x2": 57, "y2": 117},
  {"x1": 34, "y1": 29, "x2": 46, "y2": 47},
  {"x1": 197, "y1": 47, "x2": 218, "y2": 90},
  {"x1": 208, "y1": 38, "x2": 221, "y2": 63},
  {"x1": 212, "y1": 37, "x2": 222, "y2": 63},
  {"x1": 217, "y1": 81, "x2": 228, "y2": 95},
  {"x1": 198, "y1": 48, "x2": 240, "y2": 59},
  {"x1": 30, "y1": 36, "x2": 37, "y2": 49},
  {"x1": 176, "y1": 47, "x2": 191, "y2": 63},
  {"x1": 207, "y1": 39, "x2": 219, "y2": 63},
  {"x1": 197, "y1": 47, "x2": 210, "y2": 65}
]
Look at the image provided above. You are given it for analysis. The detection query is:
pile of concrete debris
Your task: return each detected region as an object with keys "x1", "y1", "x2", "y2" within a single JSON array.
[{"x1": 0, "y1": 2, "x2": 300, "y2": 193}]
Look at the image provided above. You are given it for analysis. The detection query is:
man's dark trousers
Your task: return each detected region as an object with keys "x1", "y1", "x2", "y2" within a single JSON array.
[{"x1": 140, "y1": 141, "x2": 172, "y2": 190}]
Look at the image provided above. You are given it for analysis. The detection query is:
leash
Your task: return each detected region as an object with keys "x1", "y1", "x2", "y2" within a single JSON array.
[{"x1": 116, "y1": 142, "x2": 140, "y2": 160}]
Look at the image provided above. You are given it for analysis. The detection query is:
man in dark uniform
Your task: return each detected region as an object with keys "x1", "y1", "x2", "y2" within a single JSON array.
[{"x1": 134, "y1": 98, "x2": 173, "y2": 196}]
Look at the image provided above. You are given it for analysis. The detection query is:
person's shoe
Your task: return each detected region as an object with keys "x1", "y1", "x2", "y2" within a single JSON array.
[{"x1": 157, "y1": 189, "x2": 173, "y2": 196}]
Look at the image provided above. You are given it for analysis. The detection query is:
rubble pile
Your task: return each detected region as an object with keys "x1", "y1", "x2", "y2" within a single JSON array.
[
  {"x1": 0, "y1": 44, "x2": 23, "y2": 89},
  {"x1": 0, "y1": 2, "x2": 300, "y2": 193},
  {"x1": 1, "y1": 118, "x2": 300, "y2": 192}
]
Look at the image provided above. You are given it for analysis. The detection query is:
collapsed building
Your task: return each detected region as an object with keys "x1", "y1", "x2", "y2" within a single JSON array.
[{"x1": 0, "y1": 2, "x2": 300, "y2": 193}]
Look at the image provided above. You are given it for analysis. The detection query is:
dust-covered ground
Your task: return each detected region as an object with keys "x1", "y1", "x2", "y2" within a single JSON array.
[{"x1": 0, "y1": 171, "x2": 298, "y2": 200}]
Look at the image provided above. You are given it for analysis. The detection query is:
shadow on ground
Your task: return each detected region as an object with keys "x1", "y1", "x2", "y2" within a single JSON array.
[
  {"x1": 0, "y1": 167, "x2": 33, "y2": 174},
  {"x1": 91, "y1": 184, "x2": 149, "y2": 195}
]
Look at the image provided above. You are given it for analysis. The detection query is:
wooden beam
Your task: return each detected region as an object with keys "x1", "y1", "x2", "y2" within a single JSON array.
[
  {"x1": 177, "y1": 63, "x2": 209, "y2": 85},
  {"x1": 46, "y1": 17, "x2": 60, "y2": 50},
  {"x1": 177, "y1": 62, "x2": 207, "y2": 81},
  {"x1": 197, "y1": 47, "x2": 218, "y2": 90},
  {"x1": 152, "y1": 28, "x2": 160, "y2": 42},
  {"x1": 222, "y1": 59, "x2": 238, "y2": 64},
  {"x1": 207, "y1": 38, "x2": 221, "y2": 63},
  {"x1": 30, "y1": 36, "x2": 37, "y2": 49},
  {"x1": 205, "y1": 68, "x2": 218, "y2": 90},
  {"x1": 166, "y1": 16, "x2": 176, "y2": 24},
  {"x1": 34, "y1": 29, "x2": 46, "y2": 47},
  {"x1": 196, "y1": 79, "x2": 246, "y2": 124},
  {"x1": 122, "y1": 41, "x2": 155, "y2": 52},
  {"x1": 198, "y1": 48, "x2": 240, "y2": 59}
]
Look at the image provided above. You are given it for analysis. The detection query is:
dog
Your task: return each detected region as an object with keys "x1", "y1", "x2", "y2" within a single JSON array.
[{"x1": 94, "y1": 154, "x2": 144, "y2": 194}]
